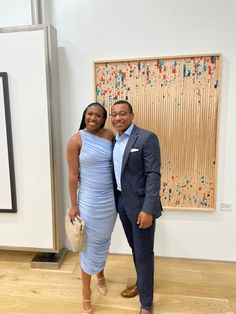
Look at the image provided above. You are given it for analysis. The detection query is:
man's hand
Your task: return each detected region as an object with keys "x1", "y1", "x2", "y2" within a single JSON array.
[{"x1": 137, "y1": 211, "x2": 153, "y2": 229}]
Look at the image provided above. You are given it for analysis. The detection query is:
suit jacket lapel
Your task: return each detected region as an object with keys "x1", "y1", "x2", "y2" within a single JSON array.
[{"x1": 121, "y1": 125, "x2": 139, "y2": 174}]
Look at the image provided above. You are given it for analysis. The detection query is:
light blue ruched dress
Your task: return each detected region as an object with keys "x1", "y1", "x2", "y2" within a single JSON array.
[{"x1": 78, "y1": 130, "x2": 117, "y2": 275}]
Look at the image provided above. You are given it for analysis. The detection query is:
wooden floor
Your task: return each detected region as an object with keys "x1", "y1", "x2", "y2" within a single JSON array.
[{"x1": 0, "y1": 250, "x2": 236, "y2": 314}]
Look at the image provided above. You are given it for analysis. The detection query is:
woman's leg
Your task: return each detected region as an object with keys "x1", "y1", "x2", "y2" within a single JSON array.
[
  {"x1": 96, "y1": 269, "x2": 107, "y2": 295},
  {"x1": 81, "y1": 269, "x2": 92, "y2": 311},
  {"x1": 97, "y1": 269, "x2": 105, "y2": 283}
]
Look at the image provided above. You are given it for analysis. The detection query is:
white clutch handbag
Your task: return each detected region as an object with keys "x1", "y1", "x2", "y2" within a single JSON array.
[{"x1": 65, "y1": 211, "x2": 86, "y2": 253}]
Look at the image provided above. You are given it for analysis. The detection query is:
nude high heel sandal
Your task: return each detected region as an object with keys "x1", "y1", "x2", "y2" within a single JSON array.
[
  {"x1": 97, "y1": 277, "x2": 107, "y2": 296},
  {"x1": 81, "y1": 300, "x2": 93, "y2": 314}
]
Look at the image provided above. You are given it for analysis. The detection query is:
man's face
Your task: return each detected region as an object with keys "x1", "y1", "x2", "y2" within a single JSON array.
[
  {"x1": 111, "y1": 103, "x2": 134, "y2": 134},
  {"x1": 110, "y1": 103, "x2": 134, "y2": 134}
]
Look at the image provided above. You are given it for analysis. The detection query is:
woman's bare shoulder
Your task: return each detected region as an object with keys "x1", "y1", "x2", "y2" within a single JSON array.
[
  {"x1": 102, "y1": 128, "x2": 115, "y2": 142},
  {"x1": 67, "y1": 132, "x2": 82, "y2": 150}
]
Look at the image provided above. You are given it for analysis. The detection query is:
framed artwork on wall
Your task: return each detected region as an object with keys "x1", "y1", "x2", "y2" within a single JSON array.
[
  {"x1": 94, "y1": 54, "x2": 221, "y2": 211},
  {"x1": 0, "y1": 72, "x2": 17, "y2": 213}
]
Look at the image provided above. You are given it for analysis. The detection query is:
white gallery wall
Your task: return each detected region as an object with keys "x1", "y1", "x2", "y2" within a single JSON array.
[{"x1": 1, "y1": 0, "x2": 236, "y2": 261}]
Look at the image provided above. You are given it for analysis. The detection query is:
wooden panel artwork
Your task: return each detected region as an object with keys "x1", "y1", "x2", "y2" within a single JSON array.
[{"x1": 94, "y1": 54, "x2": 221, "y2": 210}]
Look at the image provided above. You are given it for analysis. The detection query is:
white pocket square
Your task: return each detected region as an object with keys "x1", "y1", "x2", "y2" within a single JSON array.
[{"x1": 131, "y1": 148, "x2": 139, "y2": 152}]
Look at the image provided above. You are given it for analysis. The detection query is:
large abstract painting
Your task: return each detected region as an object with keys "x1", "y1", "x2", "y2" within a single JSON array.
[
  {"x1": 0, "y1": 72, "x2": 17, "y2": 212},
  {"x1": 94, "y1": 54, "x2": 221, "y2": 211}
]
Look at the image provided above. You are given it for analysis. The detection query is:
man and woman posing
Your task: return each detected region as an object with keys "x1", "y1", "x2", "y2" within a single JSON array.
[{"x1": 67, "y1": 100, "x2": 162, "y2": 314}]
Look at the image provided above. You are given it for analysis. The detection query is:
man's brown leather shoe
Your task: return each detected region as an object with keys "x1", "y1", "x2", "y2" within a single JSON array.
[
  {"x1": 121, "y1": 283, "x2": 138, "y2": 298},
  {"x1": 139, "y1": 309, "x2": 151, "y2": 314}
]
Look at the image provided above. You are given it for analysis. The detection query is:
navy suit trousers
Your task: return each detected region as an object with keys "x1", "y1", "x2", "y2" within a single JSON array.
[{"x1": 117, "y1": 192, "x2": 156, "y2": 312}]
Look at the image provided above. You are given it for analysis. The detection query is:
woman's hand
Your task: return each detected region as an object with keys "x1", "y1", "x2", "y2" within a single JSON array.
[{"x1": 68, "y1": 205, "x2": 80, "y2": 219}]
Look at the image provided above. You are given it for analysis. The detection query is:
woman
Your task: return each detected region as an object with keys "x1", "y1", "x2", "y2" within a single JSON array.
[{"x1": 67, "y1": 102, "x2": 117, "y2": 314}]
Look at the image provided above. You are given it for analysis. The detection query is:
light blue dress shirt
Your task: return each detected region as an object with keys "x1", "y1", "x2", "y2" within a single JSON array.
[{"x1": 113, "y1": 123, "x2": 134, "y2": 191}]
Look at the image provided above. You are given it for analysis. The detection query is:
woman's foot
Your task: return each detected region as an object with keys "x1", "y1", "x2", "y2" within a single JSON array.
[
  {"x1": 81, "y1": 300, "x2": 93, "y2": 314},
  {"x1": 97, "y1": 276, "x2": 107, "y2": 296}
]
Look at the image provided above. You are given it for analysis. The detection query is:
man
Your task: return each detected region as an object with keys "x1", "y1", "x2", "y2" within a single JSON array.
[{"x1": 111, "y1": 100, "x2": 162, "y2": 314}]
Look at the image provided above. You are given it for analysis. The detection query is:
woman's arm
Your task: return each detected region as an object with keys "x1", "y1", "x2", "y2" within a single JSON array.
[{"x1": 66, "y1": 133, "x2": 82, "y2": 218}]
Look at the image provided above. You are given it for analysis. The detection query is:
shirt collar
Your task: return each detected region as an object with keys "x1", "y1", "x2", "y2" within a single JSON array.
[{"x1": 115, "y1": 123, "x2": 134, "y2": 141}]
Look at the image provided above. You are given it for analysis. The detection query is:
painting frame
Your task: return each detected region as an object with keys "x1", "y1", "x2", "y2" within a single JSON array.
[
  {"x1": 0, "y1": 72, "x2": 17, "y2": 213},
  {"x1": 94, "y1": 53, "x2": 221, "y2": 211}
]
